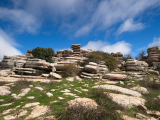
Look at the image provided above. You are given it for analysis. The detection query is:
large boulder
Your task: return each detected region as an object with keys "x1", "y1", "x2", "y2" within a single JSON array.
[
  {"x1": 85, "y1": 65, "x2": 98, "y2": 74},
  {"x1": 67, "y1": 98, "x2": 98, "y2": 110},
  {"x1": 124, "y1": 59, "x2": 148, "y2": 71}
]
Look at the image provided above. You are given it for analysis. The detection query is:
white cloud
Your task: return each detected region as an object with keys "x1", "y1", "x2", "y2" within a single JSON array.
[
  {"x1": 0, "y1": 29, "x2": 22, "y2": 60},
  {"x1": 117, "y1": 19, "x2": 145, "y2": 35},
  {"x1": 148, "y1": 37, "x2": 160, "y2": 47},
  {"x1": 82, "y1": 40, "x2": 108, "y2": 50},
  {"x1": 1, "y1": 0, "x2": 160, "y2": 35},
  {"x1": 75, "y1": 0, "x2": 160, "y2": 36},
  {"x1": 82, "y1": 40, "x2": 131, "y2": 55},
  {"x1": 0, "y1": 7, "x2": 40, "y2": 34}
]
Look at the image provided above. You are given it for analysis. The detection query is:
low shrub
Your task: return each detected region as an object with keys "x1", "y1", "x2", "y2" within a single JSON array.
[
  {"x1": 59, "y1": 88, "x2": 123, "y2": 120},
  {"x1": 32, "y1": 47, "x2": 55, "y2": 63},
  {"x1": 87, "y1": 51, "x2": 118, "y2": 70},
  {"x1": 60, "y1": 63, "x2": 79, "y2": 77},
  {"x1": 10, "y1": 78, "x2": 32, "y2": 92},
  {"x1": 140, "y1": 79, "x2": 160, "y2": 90}
]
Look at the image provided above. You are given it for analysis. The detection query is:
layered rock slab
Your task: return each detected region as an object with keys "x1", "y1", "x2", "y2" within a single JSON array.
[
  {"x1": 104, "y1": 92, "x2": 145, "y2": 108},
  {"x1": 92, "y1": 85, "x2": 142, "y2": 97}
]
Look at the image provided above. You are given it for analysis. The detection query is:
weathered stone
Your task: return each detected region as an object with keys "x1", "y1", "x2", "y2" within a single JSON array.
[
  {"x1": 148, "y1": 70, "x2": 159, "y2": 75},
  {"x1": 25, "y1": 105, "x2": 50, "y2": 119},
  {"x1": 4, "y1": 109, "x2": 28, "y2": 120},
  {"x1": 136, "y1": 113, "x2": 156, "y2": 120},
  {"x1": 25, "y1": 59, "x2": 54, "y2": 70},
  {"x1": 0, "y1": 70, "x2": 12, "y2": 77},
  {"x1": 105, "y1": 92, "x2": 145, "y2": 108},
  {"x1": 130, "y1": 86, "x2": 149, "y2": 94},
  {"x1": 23, "y1": 102, "x2": 40, "y2": 108},
  {"x1": 146, "y1": 110, "x2": 160, "y2": 117},
  {"x1": 85, "y1": 65, "x2": 98, "y2": 74},
  {"x1": 103, "y1": 74, "x2": 127, "y2": 80},
  {"x1": 0, "y1": 86, "x2": 11, "y2": 96},
  {"x1": 66, "y1": 77, "x2": 74, "y2": 82},
  {"x1": 46, "y1": 92, "x2": 53, "y2": 97},
  {"x1": 35, "y1": 87, "x2": 44, "y2": 91},
  {"x1": 49, "y1": 72, "x2": 62, "y2": 79},
  {"x1": 67, "y1": 98, "x2": 98, "y2": 110},
  {"x1": 93, "y1": 85, "x2": 142, "y2": 97}
]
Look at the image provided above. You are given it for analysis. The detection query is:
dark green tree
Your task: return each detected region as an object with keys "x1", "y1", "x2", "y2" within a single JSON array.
[
  {"x1": 135, "y1": 51, "x2": 145, "y2": 60},
  {"x1": 32, "y1": 47, "x2": 55, "y2": 63}
]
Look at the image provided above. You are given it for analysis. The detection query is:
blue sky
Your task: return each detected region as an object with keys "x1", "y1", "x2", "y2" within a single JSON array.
[{"x1": 0, "y1": 0, "x2": 160, "y2": 60}]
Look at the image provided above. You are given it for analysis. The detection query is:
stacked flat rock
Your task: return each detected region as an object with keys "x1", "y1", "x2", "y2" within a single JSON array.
[
  {"x1": 1, "y1": 55, "x2": 28, "y2": 69},
  {"x1": 124, "y1": 59, "x2": 148, "y2": 71},
  {"x1": 111, "y1": 52, "x2": 124, "y2": 67},
  {"x1": 13, "y1": 68, "x2": 47, "y2": 76},
  {"x1": 147, "y1": 46, "x2": 160, "y2": 62},
  {"x1": 56, "y1": 49, "x2": 73, "y2": 57},
  {"x1": 80, "y1": 49, "x2": 94, "y2": 57},
  {"x1": 71, "y1": 44, "x2": 82, "y2": 57},
  {"x1": 81, "y1": 62, "x2": 101, "y2": 79},
  {"x1": 25, "y1": 59, "x2": 54, "y2": 70},
  {"x1": 54, "y1": 60, "x2": 76, "y2": 71}
]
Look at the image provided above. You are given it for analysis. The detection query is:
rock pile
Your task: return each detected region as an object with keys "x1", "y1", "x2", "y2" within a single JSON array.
[
  {"x1": 111, "y1": 52, "x2": 124, "y2": 67},
  {"x1": 81, "y1": 62, "x2": 108, "y2": 79},
  {"x1": 124, "y1": 59, "x2": 148, "y2": 71},
  {"x1": 71, "y1": 44, "x2": 82, "y2": 57},
  {"x1": 25, "y1": 59, "x2": 54, "y2": 70},
  {"x1": 147, "y1": 46, "x2": 160, "y2": 62}
]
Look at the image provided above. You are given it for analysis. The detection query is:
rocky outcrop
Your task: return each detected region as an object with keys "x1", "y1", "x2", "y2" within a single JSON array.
[
  {"x1": 1, "y1": 55, "x2": 31, "y2": 69},
  {"x1": 25, "y1": 59, "x2": 54, "y2": 70},
  {"x1": 56, "y1": 49, "x2": 73, "y2": 57},
  {"x1": 124, "y1": 59, "x2": 148, "y2": 71},
  {"x1": 111, "y1": 52, "x2": 124, "y2": 67},
  {"x1": 147, "y1": 46, "x2": 160, "y2": 62}
]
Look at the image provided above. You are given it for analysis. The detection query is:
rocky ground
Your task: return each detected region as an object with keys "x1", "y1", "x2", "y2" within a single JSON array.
[{"x1": 0, "y1": 72, "x2": 160, "y2": 120}]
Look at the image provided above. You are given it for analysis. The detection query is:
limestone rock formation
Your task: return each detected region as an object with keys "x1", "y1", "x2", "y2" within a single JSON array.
[
  {"x1": 25, "y1": 59, "x2": 54, "y2": 70},
  {"x1": 147, "y1": 46, "x2": 160, "y2": 62},
  {"x1": 124, "y1": 59, "x2": 148, "y2": 71}
]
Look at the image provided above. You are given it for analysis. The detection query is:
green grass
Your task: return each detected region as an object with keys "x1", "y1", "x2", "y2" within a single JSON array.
[{"x1": 0, "y1": 76, "x2": 160, "y2": 120}]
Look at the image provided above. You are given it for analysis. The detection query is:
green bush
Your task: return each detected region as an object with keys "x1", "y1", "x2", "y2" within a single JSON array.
[
  {"x1": 87, "y1": 51, "x2": 118, "y2": 70},
  {"x1": 32, "y1": 47, "x2": 55, "y2": 63}
]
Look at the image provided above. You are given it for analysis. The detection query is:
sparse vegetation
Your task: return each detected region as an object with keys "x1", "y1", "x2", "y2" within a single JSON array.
[
  {"x1": 32, "y1": 47, "x2": 55, "y2": 63},
  {"x1": 135, "y1": 51, "x2": 146, "y2": 60},
  {"x1": 123, "y1": 54, "x2": 133, "y2": 62},
  {"x1": 60, "y1": 63, "x2": 79, "y2": 77},
  {"x1": 87, "y1": 51, "x2": 118, "y2": 70}
]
